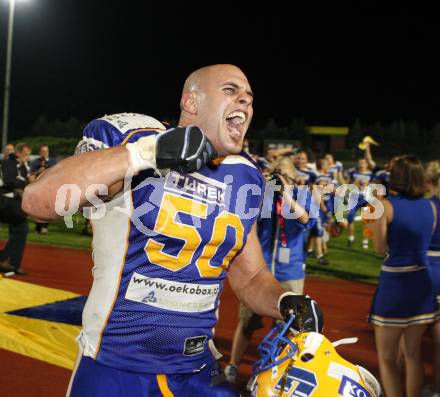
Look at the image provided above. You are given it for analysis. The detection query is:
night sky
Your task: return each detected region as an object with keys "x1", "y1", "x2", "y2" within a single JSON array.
[{"x1": 0, "y1": 1, "x2": 439, "y2": 132}]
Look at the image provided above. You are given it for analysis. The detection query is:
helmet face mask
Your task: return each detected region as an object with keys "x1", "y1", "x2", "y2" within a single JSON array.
[
  {"x1": 253, "y1": 316, "x2": 299, "y2": 374},
  {"x1": 251, "y1": 316, "x2": 381, "y2": 397}
]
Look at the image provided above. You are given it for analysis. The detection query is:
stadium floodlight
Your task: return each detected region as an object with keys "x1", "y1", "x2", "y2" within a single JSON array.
[{"x1": 2, "y1": 0, "x2": 32, "y2": 151}]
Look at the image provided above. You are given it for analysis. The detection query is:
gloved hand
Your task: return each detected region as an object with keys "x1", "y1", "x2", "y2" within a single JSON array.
[
  {"x1": 126, "y1": 125, "x2": 217, "y2": 174},
  {"x1": 278, "y1": 292, "x2": 324, "y2": 333}
]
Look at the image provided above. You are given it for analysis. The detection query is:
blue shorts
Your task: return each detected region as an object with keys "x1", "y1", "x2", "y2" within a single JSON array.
[{"x1": 69, "y1": 356, "x2": 239, "y2": 397}]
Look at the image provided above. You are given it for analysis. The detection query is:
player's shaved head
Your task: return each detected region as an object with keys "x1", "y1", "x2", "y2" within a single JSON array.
[
  {"x1": 179, "y1": 64, "x2": 254, "y2": 156},
  {"x1": 182, "y1": 64, "x2": 247, "y2": 93}
]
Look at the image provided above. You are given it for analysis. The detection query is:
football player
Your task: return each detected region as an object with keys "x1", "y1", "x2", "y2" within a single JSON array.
[
  {"x1": 344, "y1": 158, "x2": 374, "y2": 249},
  {"x1": 325, "y1": 153, "x2": 345, "y2": 187},
  {"x1": 293, "y1": 150, "x2": 316, "y2": 187},
  {"x1": 310, "y1": 157, "x2": 335, "y2": 265},
  {"x1": 22, "y1": 64, "x2": 321, "y2": 397}
]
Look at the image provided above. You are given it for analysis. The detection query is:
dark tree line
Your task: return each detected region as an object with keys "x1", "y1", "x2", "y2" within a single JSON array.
[
  {"x1": 28, "y1": 115, "x2": 87, "y2": 138},
  {"x1": 247, "y1": 117, "x2": 440, "y2": 160},
  {"x1": 9, "y1": 115, "x2": 440, "y2": 161}
]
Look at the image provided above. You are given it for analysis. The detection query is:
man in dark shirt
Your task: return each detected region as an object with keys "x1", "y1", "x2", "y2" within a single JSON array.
[
  {"x1": 0, "y1": 143, "x2": 34, "y2": 275},
  {"x1": 29, "y1": 144, "x2": 56, "y2": 234},
  {"x1": 29, "y1": 144, "x2": 56, "y2": 175}
]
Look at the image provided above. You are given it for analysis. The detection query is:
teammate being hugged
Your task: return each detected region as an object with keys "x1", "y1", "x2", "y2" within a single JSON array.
[{"x1": 22, "y1": 64, "x2": 322, "y2": 397}]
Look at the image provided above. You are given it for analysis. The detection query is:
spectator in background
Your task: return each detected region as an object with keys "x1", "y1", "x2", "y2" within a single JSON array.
[
  {"x1": 293, "y1": 150, "x2": 316, "y2": 186},
  {"x1": 266, "y1": 147, "x2": 295, "y2": 164},
  {"x1": 0, "y1": 144, "x2": 15, "y2": 189},
  {"x1": 30, "y1": 144, "x2": 56, "y2": 234},
  {"x1": 241, "y1": 138, "x2": 258, "y2": 162},
  {"x1": 2, "y1": 143, "x2": 15, "y2": 159},
  {"x1": 30, "y1": 144, "x2": 56, "y2": 175},
  {"x1": 344, "y1": 157, "x2": 373, "y2": 248},
  {"x1": 325, "y1": 153, "x2": 345, "y2": 186},
  {"x1": 309, "y1": 157, "x2": 334, "y2": 265},
  {"x1": 370, "y1": 155, "x2": 437, "y2": 397},
  {"x1": 0, "y1": 143, "x2": 35, "y2": 275}
]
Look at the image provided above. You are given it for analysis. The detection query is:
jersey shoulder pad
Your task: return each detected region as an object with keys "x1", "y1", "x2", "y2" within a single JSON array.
[
  {"x1": 98, "y1": 113, "x2": 166, "y2": 134},
  {"x1": 76, "y1": 113, "x2": 166, "y2": 154}
]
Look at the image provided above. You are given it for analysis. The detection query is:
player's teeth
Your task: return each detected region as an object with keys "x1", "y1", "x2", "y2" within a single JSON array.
[{"x1": 227, "y1": 111, "x2": 246, "y2": 121}]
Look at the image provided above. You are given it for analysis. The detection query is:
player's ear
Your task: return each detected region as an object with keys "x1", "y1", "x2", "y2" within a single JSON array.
[{"x1": 181, "y1": 91, "x2": 198, "y2": 115}]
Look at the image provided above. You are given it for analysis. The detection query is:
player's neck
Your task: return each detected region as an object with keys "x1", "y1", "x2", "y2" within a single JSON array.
[{"x1": 178, "y1": 113, "x2": 193, "y2": 128}]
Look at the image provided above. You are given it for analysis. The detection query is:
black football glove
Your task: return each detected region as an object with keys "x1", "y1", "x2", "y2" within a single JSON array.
[
  {"x1": 156, "y1": 125, "x2": 217, "y2": 173},
  {"x1": 278, "y1": 292, "x2": 324, "y2": 333}
]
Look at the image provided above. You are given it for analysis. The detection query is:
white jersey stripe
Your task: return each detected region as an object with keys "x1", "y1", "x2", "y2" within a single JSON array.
[
  {"x1": 221, "y1": 155, "x2": 257, "y2": 169},
  {"x1": 99, "y1": 113, "x2": 166, "y2": 134},
  {"x1": 79, "y1": 192, "x2": 132, "y2": 359}
]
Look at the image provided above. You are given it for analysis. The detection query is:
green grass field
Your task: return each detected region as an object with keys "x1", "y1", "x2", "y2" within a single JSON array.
[
  {"x1": 0, "y1": 216, "x2": 382, "y2": 284},
  {"x1": 306, "y1": 226, "x2": 382, "y2": 284},
  {"x1": 0, "y1": 214, "x2": 92, "y2": 250}
]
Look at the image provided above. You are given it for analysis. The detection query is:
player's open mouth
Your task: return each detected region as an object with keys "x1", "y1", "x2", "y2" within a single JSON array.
[{"x1": 226, "y1": 110, "x2": 246, "y2": 140}]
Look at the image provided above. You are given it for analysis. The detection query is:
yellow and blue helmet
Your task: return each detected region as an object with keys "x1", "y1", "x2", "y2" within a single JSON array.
[{"x1": 250, "y1": 316, "x2": 381, "y2": 397}]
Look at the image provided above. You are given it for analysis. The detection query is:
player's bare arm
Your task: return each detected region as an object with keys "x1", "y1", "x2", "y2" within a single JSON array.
[
  {"x1": 22, "y1": 126, "x2": 215, "y2": 221},
  {"x1": 277, "y1": 174, "x2": 309, "y2": 224},
  {"x1": 229, "y1": 224, "x2": 323, "y2": 332},
  {"x1": 364, "y1": 144, "x2": 377, "y2": 170},
  {"x1": 337, "y1": 168, "x2": 347, "y2": 185},
  {"x1": 228, "y1": 223, "x2": 286, "y2": 320},
  {"x1": 22, "y1": 146, "x2": 131, "y2": 221},
  {"x1": 372, "y1": 198, "x2": 392, "y2": 256}
]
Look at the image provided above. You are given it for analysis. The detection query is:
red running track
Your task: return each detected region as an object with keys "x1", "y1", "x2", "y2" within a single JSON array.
[{"x1": 0, "y1": 243, "x2": 434, "y2": 396}]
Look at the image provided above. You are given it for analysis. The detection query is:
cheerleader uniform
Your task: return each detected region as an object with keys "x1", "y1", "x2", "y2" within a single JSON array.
[
  {"x1": 369, "y1": 194, "x2": 438, "y2": 326},
  {"x1": 428, "y1": 196, "x2": 440, "y2": 305}
]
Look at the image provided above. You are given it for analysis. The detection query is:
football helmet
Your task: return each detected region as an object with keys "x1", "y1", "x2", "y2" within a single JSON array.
[{"x1": 250, "y1": 316, "x2": 381, "y2": 397}]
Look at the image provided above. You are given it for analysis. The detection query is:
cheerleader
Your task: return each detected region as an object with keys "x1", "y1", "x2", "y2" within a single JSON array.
[
  {"x1": 370, "y1": 155, "x2": 437, "y2": 397},
  {"x1": 426, "y1": 160, "x2": 440, "y2": 396}
]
